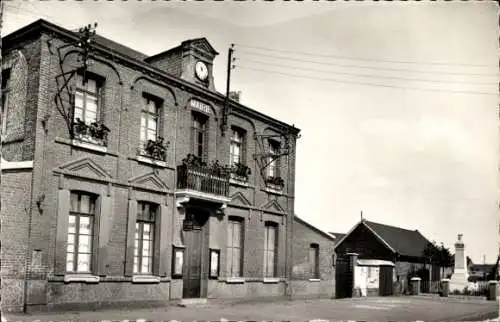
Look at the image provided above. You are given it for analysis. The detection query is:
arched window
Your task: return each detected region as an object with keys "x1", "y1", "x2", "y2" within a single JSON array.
[
  {"x1": 134, "y1": 201, "x2": 158, "y2": 274},
  {"x1": 67, "y1": 191, "x2": 97, "y2": 273}
]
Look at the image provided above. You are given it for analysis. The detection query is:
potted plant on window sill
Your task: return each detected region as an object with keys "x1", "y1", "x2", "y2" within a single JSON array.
[
  {"x1": 72, "y1": 118, "x2": 110, "y2": 146},
  {"x1": 142, "y1": 137, "x2": 169, "y2": 162},
  {"x1": 230, "y1": 162, "x2": 251, "y2": 183},
  {"x1": 265, "y1": 176, "x2": 285, "y2": 191}
]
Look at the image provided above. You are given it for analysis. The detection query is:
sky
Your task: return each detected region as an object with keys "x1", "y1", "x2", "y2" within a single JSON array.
[{"x1": 3, "y1": 1, "x2": 499, "y2": 264}]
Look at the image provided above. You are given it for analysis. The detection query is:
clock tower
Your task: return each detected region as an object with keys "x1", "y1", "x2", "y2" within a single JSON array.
[{"x1": 145, "y1": 38, "x2": 219, "y2": 91}]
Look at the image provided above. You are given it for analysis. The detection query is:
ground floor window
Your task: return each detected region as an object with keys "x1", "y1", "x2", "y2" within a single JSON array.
[
  {"x1": 134, "y1": 201, "x2": 157, "y2": 274},
  {"x1": 67, "y1": 191, "x2": 96, "y2": 273},
  {"x1": 264, "y1": 223, "x2": 278, "y2": 277}
]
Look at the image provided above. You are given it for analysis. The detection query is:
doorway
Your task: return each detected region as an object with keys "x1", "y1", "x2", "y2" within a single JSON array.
[{"x1": 182, "y1": 208, "x2": 208, "y2": 299}]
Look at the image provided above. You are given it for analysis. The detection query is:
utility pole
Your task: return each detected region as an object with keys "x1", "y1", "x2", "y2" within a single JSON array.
[
  {"x1": 221, "y1": 44, "x2": 234, "y2": 136},
  {"x1": 0, "y1": 0, "x2": 5, "y2": 214}
]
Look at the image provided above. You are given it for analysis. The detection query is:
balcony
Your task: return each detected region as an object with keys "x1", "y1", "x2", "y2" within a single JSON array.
[{"x1": 176, "y1": 154, "x2": 231, "y2": 204}]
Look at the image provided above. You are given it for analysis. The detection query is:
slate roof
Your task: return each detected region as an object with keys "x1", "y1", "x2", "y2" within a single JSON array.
[
  {"x1": 363, "y1": 220, "x2": 432, "y2": 258},
  {"x1": 294, "y1": 215, "x2": 335, "y2": 241},
  {"x1": 334, "y1": 220, "x2": 433, "y2": 259},
  {"x1": 92, "y1": 34, "x2": 148, "y2": 61},
  {"x1": 329, "y1": 232, "x2": 345, "y2": 244}
]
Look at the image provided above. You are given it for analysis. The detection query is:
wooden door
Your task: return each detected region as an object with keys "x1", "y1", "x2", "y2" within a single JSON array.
[
  {"x1": 182, "y1": 209, "x2": 206, "y2": 299},
  {"x1": 335, "y1": 256, "x2": 353, "y2": 299},
  {"x1": 378, "y1": 265, "x2": 394, "y2": 296}
]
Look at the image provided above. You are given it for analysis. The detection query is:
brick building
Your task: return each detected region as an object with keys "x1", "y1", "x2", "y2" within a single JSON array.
[{"x1": 1, "y1": 19, "x2": 335, "y2": 312}]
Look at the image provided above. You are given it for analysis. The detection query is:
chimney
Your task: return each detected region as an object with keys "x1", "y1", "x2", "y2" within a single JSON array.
[{"x1": 229, "y1": 91, "x2": 241, "y2": 103}]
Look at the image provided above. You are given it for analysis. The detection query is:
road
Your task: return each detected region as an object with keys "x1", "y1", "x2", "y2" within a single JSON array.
[{"x1": 3, "y1": 296, "x2": 499, "y2": 322}]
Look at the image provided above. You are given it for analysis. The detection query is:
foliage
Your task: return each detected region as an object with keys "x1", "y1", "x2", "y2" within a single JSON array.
[
  {"x1": 144, "y1": 137, "x2": 169, "y2": 161},
  {"x1": 422, "y1": 241, "x2": 453, "y2": 267},
  {"x1": 231, "y1": 162, "x2": 251, "y2": 180},
  {"x1": 265, "y1": 176, "x2": 285, "y2": 188},
  {"x1": 181, "y1": 154, "x2": 232, "y2": 177},
  {"x1": 73, "y1": 118, "x2": 110, "y2": 144}
]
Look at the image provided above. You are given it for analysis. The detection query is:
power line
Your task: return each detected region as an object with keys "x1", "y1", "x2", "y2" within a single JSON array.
[
  {"x1": 237, "y1": 58, "x2": 497, "y2": 86},
  {"x1": 234, "y1": 43, "x2": 492, "y2": 68},
  {"x1": 235, "y1": 65, "x2": 498, "y2": 96},
  {"x1": 236, "y1": 51, "x2": 499, "y2": 77}
]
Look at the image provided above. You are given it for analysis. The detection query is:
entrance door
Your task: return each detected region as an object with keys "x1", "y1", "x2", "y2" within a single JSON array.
[
  {"x1": 335, "y1": 256, "x2": 354, "y2": 299},
  {"x1": 182, "y1": 209, "x2": 207, "y2": 299}
]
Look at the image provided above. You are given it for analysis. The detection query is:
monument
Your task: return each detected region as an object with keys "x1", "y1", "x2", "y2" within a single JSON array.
[{"x1": 449, "y1": 234, "x2": 469, "y2": 292}]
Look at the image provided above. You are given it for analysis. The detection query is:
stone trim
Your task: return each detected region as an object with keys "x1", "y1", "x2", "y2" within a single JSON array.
[
  {"x1": 131, "y1": 275, "x2": 161, "y2": 284},
  {"x1": 225, "y1": 277, "x2": 245, "y2": 284},
  {"x1": 308, "y1": 278, "x2": 321, "y2": 282},
  {"x1": 136, "y1": 155, "x2": 169, "y2": 168},
  {"x1": 263, "y1": 277, "x2": 280, "y2": 284},
  {"x1": 0, "y1": 157, "x2": 33, "y2": 170},
  {"x1": 63, "y1": 274, "x2": 100, "y2": 283},
  {"x1": 48, "y1": 275, "x2": 171, "y2": 283},
  {"x1": 55, "y1": 137, "x2": 118, "y2": 156}
]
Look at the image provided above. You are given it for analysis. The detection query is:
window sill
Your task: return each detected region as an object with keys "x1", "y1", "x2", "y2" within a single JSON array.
[
  {"x1": 264, "y1": 186, "x2": 284, "y2": 195},
  {"x1": 308, "y1": 278, "x2": 321, "y2": 282},
  {"x1": 63, "y1": 274, "x2": 100, "y2": 283},
  {"x1": 225, "y1": 277, "x2": 245, "y2": 284},
  {"x1": 72, "y1": 139, "x2": 108, "y2": 153},
  {"x1": 132, "y1": 275, "x2": 161, "y2": 284},
  {"x1": 229, "y1": 177, "x2": 249, "y2": 187},
  {"x1": 137, "y1": 155, "x2": 167, "y2": 168},
  {"x1": 263, "y1": 277, "x2": 280, "y2": 284}
]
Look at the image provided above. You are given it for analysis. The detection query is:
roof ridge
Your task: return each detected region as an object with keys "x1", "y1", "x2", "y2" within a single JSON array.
[{"x1": 365, "y1": 219, "x2": 419, "y2": 233}]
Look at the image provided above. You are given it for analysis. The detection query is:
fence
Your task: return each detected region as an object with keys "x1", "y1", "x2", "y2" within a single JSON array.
[{"x1": 420, "y1": 280, "x2": 489, "y2": 297}]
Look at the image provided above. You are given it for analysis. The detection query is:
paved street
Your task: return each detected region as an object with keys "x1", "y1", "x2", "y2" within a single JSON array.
[{"x1": 3, "y1": 296, "x2": 499, "y2": 322}]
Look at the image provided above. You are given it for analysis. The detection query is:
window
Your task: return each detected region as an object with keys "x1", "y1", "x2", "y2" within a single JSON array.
[
  {"x1": 268, "y1": 140, "x2": 280, "y2": 177},
  {"x1": 140, "y1": 95, "x2": 160, "y2": 146},
  {"x1": 67, "y1": 192, "x2": 96, "y2": 273},
  {"x1": 230, "y1": 128, "x2": 245, "y2": 166},
  {"x1": 309, "y1": 244, "x2": 319, "y2": 279},
  {"x1": 226, "y1": 218, "x2": 243, "y2": 277},
  {"x1": 1, "y1": 69, "x2": 11, "y2": 136},
  {"x1": 264, "y1": 223, "x2": 278, "y2": 277},
  {"x1": 74, "y1": 73, "x2": 101, "y2": 124},
  {"x1": 192, "y1": 113, "x2": 207, "y2": 160},
  {"x1": 134, "y1": 202, "x2": 157, "y2": 274}
]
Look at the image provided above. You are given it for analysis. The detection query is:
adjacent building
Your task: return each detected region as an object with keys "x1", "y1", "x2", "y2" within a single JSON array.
[
  {"x1": 333, "y1": 219, "x2": 437, "y2": 295},
  {"x1": 0, "y1": 19, "x2": 340, "y2": 312}
]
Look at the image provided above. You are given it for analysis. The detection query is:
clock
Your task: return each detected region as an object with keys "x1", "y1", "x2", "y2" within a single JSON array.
[{"x1": 195, "y1": 61, "x2": 209, "y2": 82}]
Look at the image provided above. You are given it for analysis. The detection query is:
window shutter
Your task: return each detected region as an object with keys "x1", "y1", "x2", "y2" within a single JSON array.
[
  {"x1": 125, "y1": 199, "x2": 137, "y2": 276},
  {"x1": 97, "y1": 195, "x2": 113, "y2": 276},
  {"x1": 54, "y1": 189, "x2": 70, "y2": 276},
  {"x1": 154, "y1": 204, "x2": 169, "y2": 277}
]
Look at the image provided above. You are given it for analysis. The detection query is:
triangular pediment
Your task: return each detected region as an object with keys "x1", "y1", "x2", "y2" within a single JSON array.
[
  {"x1": 186, "y1": 38, "x2": 219, "y2": 56},
  {"x1": 128, "y1": 171, "x2": 169, "y2": 191},
  {"x1": 230, "y1": 191, "x2": 251, "y2": 207},
  {"x1": 57, "y1": 157, "x2": 112, "y2": 179},
  {"x1": 261, "y1": 199, "x2": 285, "y2": 213}
]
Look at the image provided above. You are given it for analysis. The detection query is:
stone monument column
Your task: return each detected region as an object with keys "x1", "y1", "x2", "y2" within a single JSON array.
[{"x1": 449, "y1": 234, "x2": 469, "y2": 292}]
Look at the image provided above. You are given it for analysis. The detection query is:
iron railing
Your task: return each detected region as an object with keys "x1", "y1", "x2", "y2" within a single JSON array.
[
  {"x1": 420, "y1": 280, "x2": 489, "y2": 297},
  {"x1": 177, "y1": 163, "x2": 230, "y2": 197}
]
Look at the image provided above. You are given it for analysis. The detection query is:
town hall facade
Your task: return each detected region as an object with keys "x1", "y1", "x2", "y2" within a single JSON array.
[{"x1": 1, "y1": 19, "x2": 335, "y2": 312}]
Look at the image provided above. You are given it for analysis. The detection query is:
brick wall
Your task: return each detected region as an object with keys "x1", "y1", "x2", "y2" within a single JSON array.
[
  {"x1": 2, "y1": 24, "x2": 299, "y2": 310},
  {"x1": 1, "y1": 169, "x2": 33, "y2": 311},
  {"x1": 290, "y1": 218, "x2": 335, "y2": 299}
]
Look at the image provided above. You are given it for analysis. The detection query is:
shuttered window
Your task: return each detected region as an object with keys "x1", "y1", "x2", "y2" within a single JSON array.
[
  {"x1": 226, "y1": 218, "x2": 243, "y2": 277},
  {"x1": 66, "y1": 192, "x2": 96, "y2": 273},
  {"x1": 264, "y1": 223, "x2": 278, "y2": 277},
  {"x1": 134, "y1": 202, "x2": 157, "y2": 274},
  {"x1": 310, "y1": 243, "x2": 319, "y2": 279}
]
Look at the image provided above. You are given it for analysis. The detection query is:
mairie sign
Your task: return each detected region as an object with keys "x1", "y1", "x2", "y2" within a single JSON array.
[{"x1": 189, "y1": 99, "x2": 212, "y2": 115}]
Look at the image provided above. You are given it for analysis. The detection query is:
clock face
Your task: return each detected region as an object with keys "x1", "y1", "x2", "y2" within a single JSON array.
[{"x1": 195, "y1": 61, "x2": 209, "y2": 82}]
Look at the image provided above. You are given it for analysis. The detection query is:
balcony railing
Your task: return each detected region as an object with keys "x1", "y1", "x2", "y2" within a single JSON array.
[{"x1": 177, "y1": 156, "x2": 231, "y2": 197}]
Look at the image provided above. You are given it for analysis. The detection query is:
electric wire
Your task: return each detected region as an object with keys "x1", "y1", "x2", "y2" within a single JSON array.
[
  {"x1": 235, "y1": 65, "x2": 498, "y2": 96},
  {"x1": 236, "y1": 51, "x2": 499, "y2": 77},
  {"x1": 234, "y1": 43, "x2": 493, "y2": 68},
  {"x1": 236, "y1": 58, "x2": 497, "y2": 86}
]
